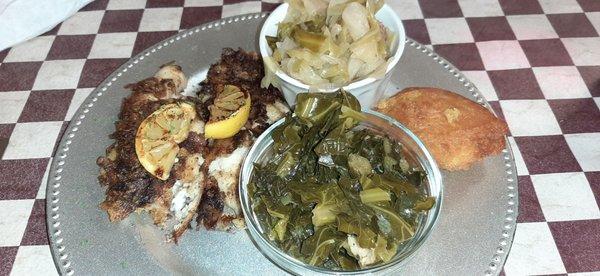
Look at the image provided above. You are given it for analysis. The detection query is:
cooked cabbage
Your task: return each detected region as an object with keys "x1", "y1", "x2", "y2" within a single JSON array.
[
  {"x1": 264, "y1": 0, "x2": 394, "y2": 87},
  {"x1": 342, "y1": 2, "x2": 369, "y2": 41}
]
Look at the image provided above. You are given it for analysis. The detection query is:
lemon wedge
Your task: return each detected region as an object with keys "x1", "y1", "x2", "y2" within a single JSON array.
[
  {"x1": 205, "y1": 85, "x2": 251, "y2": 139},
  {"x1": 135, "y1": 102, "x2": 196, "y2": 180}
]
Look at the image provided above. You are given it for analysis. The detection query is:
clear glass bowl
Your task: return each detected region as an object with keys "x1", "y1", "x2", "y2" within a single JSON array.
[{"x1": 239, "y1": 109, "x2": 443, "y2": 275}]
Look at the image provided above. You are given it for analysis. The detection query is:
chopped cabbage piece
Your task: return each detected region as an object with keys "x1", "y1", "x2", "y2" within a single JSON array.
[{"x1": 264, "y1": 0, "x2": 394, "y2": 86}]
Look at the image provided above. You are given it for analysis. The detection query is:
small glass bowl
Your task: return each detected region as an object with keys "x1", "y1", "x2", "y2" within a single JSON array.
[{"x1": 239, "y1": 109, "x2": 443, "y2": 275}]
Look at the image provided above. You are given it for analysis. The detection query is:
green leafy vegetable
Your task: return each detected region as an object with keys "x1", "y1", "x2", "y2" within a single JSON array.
[
  {"x1": 374, "y1": 234, "x2": 397, "y2": 263},
  {"x1": 329, "y1": 247, "x2": 359, "y2": 270},
  {"x1": 360, "y1": 187, "x2": 391, "y2": 203},
  {"x1": 337, "y1": 214, "x2": 377, "y2": 248},
  {"x1": 293, "y1": 29, "x2": 327, "y2": 52},
  {"x1": 271, "y1": 217, "x2": 289, "y2": 241},
  {"x1": 301, "y1": 225, "x2": 345, "y2": 266},
  {"x1": 295, "y1": 92, "x2": 341, "y2": 126},
  {"x1": 309, "y1": 184, "x2": 349, "y2": 227},
  {"x1": 414, "y1": 196, "x2": 436, "y2": 211},
  {"x1": 248, "y1": 90, "x2": 434, "y2": 270},
  {"x1": 266, "y1": 35, "x2": 278, "y2": 52},
  {"x1": 368, "y1": 201, "x2": 415, "y2": 243}
]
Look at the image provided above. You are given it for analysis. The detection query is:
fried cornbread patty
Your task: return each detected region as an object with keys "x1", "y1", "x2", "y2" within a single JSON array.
[{"x1": 376, "y1": 87, "x2": 509, "y2": 171}]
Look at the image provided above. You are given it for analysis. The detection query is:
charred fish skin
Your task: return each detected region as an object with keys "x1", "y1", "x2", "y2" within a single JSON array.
[
  {"x1": 98, "y1": 65, "x2": 207, "y2": 241},
  {"x1": 98, "y1": 49, "x2": 291, "y2": 238},
  {"x1": 196, "y1": 48, "x2": 289, "y2": 231}
]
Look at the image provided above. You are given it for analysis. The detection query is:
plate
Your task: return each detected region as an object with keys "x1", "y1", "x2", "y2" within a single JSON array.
[{"x1": 47, "y1": 13, "x2": 518, "y2": 275}]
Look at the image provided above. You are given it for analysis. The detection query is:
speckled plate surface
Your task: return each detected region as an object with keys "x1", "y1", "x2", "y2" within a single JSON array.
[{"x1": 46, "y1": 13, "x2": 518, "y2": 276}]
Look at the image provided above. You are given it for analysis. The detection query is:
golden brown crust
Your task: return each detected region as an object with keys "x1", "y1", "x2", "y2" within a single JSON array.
[{"x1": 376, "y1": 87, "x2": 509, "y2": 171}]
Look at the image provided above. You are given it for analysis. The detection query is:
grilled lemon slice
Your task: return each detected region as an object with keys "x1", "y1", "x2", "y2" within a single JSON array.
[
  {"x1": 205, "y1": 85, "x2": 251, "y2": 139},
  {"x1": 135, "y1": 102, "x2": 196, "y2": 180}
]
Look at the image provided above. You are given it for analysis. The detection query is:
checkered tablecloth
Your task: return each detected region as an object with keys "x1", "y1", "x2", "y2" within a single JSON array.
[{"x1": 0, "y1": 0, "x2": 599, "y2": 275}]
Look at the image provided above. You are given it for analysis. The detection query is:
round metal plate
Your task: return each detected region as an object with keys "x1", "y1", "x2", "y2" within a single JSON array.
[{"x1": 47, "y1": 13, "x2": 518, "y2": 276}]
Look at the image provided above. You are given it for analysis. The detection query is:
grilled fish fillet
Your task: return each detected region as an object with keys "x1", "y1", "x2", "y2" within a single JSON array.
[
  {"x1": 98, "y1": 49, "x2": 290, "y2": 240},
  {"x1": 97, "y1": 65, "x2": 208, "y2": 241},
  {"x1": 196, "y1": 48, "x2": 289, "y2": 231}
]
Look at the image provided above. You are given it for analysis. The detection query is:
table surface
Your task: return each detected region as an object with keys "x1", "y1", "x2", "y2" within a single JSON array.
[{"x1": 1, "y1": 0, "x2": 599, "y2": 275}]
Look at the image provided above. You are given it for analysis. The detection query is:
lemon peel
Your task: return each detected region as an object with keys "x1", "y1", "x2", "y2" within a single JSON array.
[
  {"x1": 135, "y1": 102, "x2": 196, "y2": 180},
  {"x1": 205, "y1": 85, "x2": 251, "y2": 139}
]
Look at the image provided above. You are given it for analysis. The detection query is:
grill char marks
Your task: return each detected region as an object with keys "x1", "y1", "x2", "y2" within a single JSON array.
[
  {"x1": 180, "y1": 132, "x2": 207, "y2": 155},
  {"x1": 199, "y1": 48, "x2": 285, "y2": 136},
  {"x1": 197, "y1": 184, "x2": 224, "y2": 229},
  {"x1": 195, "y1": 48, "x2": 288, "y2": 231},
  {"x1": 196, "y1": 134, "x2": 252, "y2": 230},
  {"x1": 97, "y1": 77, "x2": 181, "y2": 222},
  {"x1": 98, "y1": 50, "x2": 289, "y2": 238},
  {"x1": 124, "y1": 77, "x2": 178, "y2": 100},
  {"x1": 204, "y1": 47, "x2": 264, "y2": 84},
  {"x1": 196, "y1": 137, "x2": 236, "y2": 229},
  {"x1": 97, "y1": 69, "x2": 206, "y2": 242}
]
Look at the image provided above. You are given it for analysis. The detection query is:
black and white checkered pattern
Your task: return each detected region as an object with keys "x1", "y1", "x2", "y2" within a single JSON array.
[{"x1": 0, "y1": 0, "x2": 599, "y2": 275}]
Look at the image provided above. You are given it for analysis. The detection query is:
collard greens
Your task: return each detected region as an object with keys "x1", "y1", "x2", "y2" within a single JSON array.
[{"x1": 249, "y1": 90, "x2": 434, "y2": 270}]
